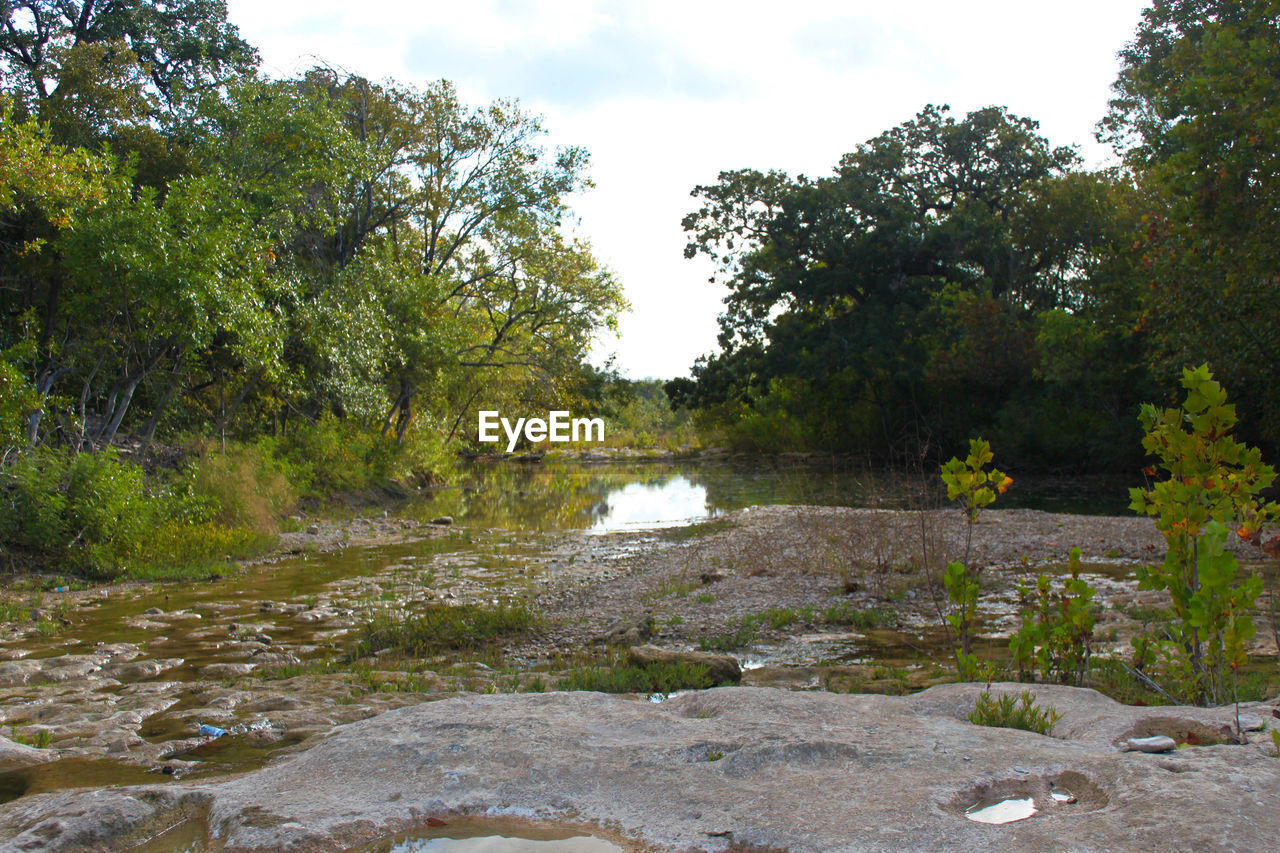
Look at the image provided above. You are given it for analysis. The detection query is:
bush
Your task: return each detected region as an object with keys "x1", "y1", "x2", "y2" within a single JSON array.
[
  {"x1": 0, "y1": 446, "x2": 276, "y2": 580},
  {"x1": 0, "y1": 447, "x2": 154, "y2": 577},
  {"x1": 968, "y1": 690, "x2": 1062, "y2": 736},
  {"x1": 184, "y1": 442, "x2": 296, "y2": 531}
]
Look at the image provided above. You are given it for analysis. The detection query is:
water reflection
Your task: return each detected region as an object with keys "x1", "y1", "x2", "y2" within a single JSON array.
[
  {"x1": 588, "y1": 475, "x2": 714, "y2": 532},
  {"x1": 410, "y1": 461, "x2": 1134, "y2": 533}
]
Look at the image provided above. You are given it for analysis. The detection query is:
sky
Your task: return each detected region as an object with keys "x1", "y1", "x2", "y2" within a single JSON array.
[{"x1": 225, "y1": 0, "x2": 1154, "y2": 380}]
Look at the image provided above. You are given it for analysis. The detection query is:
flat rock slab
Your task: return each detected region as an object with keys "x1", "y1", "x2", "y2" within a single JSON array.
[{"x1": 2, "y1": 684, "x2": 1279, "y2": 852}]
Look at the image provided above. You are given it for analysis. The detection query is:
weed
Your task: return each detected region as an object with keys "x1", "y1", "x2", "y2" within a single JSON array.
[
  {"x1": 968, "y1": 690, "x2": 1062, "y2": 736},
  {"x1": 823, "y1": 603, "x2": 897, "y2": 629},
  {"x1": 556, "y1": 660, "x2": 715, "y2": 694},
  {"x1": 352, "y1": 601, "x2": 538, "y2": 658}
]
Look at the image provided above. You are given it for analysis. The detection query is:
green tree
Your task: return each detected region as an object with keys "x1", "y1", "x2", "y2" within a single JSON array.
[
  {"x1": 1103, "y1": 0, "x2": 1280, "y2": 450},
  {"x1": 673, "y1": 105, "x2": 1140, "y2": 465}
]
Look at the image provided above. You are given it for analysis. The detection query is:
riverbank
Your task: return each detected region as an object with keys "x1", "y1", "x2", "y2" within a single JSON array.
[{"x1": 4, "y1": 499, "x2": 1277, "y2": 795}]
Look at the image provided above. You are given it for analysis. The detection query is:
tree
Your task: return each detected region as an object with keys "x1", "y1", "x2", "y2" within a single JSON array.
[
  {"x1": 1102, "y1": 0, "x2": 1280, "y2": 451},
  {"x1": 673, "y1": 105, "x2": 1137, "y2": 463}
]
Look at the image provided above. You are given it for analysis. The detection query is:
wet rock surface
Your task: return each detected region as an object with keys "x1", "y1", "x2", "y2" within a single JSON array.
[{"x1": 2, "y1": 684, "x2": 1280, "y2": 852}]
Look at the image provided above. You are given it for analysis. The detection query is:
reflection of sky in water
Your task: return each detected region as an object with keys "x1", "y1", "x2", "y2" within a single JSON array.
[{"x1": 589, "y1": 475, "x2": 715, "y2": 533}]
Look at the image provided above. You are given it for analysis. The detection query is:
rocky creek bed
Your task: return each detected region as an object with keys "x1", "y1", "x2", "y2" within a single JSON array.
[
  {"x1": 2, "y1": 684, "x2": 1280, "y2": 851},
  {"x1": 1, "y1": 503, "x2": 1278, "y2": 850}
]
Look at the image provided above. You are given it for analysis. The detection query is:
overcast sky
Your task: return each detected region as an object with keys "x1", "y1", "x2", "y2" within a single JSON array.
[{"x1": 226, "y1": 0, "x2": 1153, "y2": 379}]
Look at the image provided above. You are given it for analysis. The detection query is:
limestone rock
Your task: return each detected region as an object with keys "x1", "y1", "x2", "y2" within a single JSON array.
[
  {"x1": 4, "y1": 686, "x2": 1280, "y2": 853},
  {"x1": 0, "y1": 735, "x2": 53, "y2": 773}
]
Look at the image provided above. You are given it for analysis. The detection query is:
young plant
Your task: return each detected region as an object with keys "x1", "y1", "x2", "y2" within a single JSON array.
[
  {"x1": 1129, "y1": 365, "x2": 1275, "y2": 705},
  {"x1": 1009, "y1": 547, "x2": 1097, "y2": 686},
  {"x1": 968, "y1": 690, "x2": 1062, "y2": 736},
  {"x1": 939, "y1": 438, "x2": 1012, "y2": 680}
]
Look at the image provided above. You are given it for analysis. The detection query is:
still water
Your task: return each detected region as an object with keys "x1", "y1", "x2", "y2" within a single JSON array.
[{"x1": 416, "y1": 460, "x2": 1134, "y2": 533}]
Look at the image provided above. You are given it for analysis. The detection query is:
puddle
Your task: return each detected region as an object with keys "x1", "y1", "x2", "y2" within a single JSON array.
[
  {"x1": 0, "y1": 759, "x2": 171, "y2": 804},
  {"x1": 348, "y1": 817, "x2": 625, "y2": 852},
  {"x1": 964, "y1": 797, "x2": 1037, "y2": 824},
  {"x1": 947, "y1": 769, "x2": 1107, "y2": 824}
]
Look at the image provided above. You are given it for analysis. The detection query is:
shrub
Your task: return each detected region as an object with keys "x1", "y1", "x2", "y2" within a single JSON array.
[
  {"x1": 968, "y1": 690, "x2": 1062, "y2": 736},
  {"x1": 1128, "y1": 365, "x2": 1273, "y2": 705},
  {"x1": 1009, "y1": 547, "x2": 1097, "y2": 686},
  {"x1": 0, "y1": 447, "x2": 154, "y2": 577}
]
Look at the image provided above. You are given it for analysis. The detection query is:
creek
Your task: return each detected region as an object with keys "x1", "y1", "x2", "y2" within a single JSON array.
[{"x1": 0, "y1": 460, "x2": 1138, "y2": 801}]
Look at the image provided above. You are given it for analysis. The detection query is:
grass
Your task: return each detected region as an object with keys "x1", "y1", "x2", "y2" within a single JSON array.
[
  {"x1": 698, "y1": 619, "x2": 759, "y2": 652},
  {"x1": 823, "y1": 603, "x2": 898, "y2": 629},
  {"x1": 556, "y1": 660, "x2": 715, "y2": 694},
  {"x1": 352, "y1": 601, "x2": 538, "y2": 658},
  {"x1": 968, "y1": 690, "x2": 1062, "y2": 736}
]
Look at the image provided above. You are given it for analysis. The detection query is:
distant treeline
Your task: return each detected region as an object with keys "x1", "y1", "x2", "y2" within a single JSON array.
[{"x1": 667, "y1": 1, "x2": 1280, "y2": 472}]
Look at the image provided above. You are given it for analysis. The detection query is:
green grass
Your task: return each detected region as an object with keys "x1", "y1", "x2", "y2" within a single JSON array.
[
  {"x1": 968, "y1": 690, "x2": 1062, "y2": 736},
  {"x1": 823, "y1": 603, "x2": 898, "y2": 629},
  {"x1": 352, "y1": 601, "x2": 538, "y2": 658},
  {"x1": 556, "y1": 660, "x2": 715, "y2": 694},
  {"x1": 699, "y1": 619, "x2": 759, "y2": 651},
  {"x1": 662, "y1": 518, "x2": 734, "y2": 541}
]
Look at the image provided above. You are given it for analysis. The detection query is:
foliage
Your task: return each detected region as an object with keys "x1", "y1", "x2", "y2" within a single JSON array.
[
  {"x1": 669, "y1": 104, "x2": 1150, "y2": 468},
  {"x1": 1009, "y1": 547, "x2": 1097, "y2": 686},
  {"x1": 0, "y1": 445, "x2": 272, "y2": 579},
  {"x1": 1103, "y1": 0, "x2": 1280, "y2": 450},
  {"x1": 1129, "y1": 366, "x2": 1272, "y2": 704},
  {"x1": 556, "y1": 660, "x2": 716, "y2": 694},
  {"x1": 939, "y1": 439, "x2": 1011, "y2": 680},
  {"x1": 968, "y1": 690, "x2": 1062, "y2": 736},
  {"x1": 351, "y1": 602, "x2": 538, "y2": 658}
]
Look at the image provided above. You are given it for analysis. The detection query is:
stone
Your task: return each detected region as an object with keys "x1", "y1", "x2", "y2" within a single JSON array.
[
  {"x1": 0, "y1": 735, "x2": 53, "y2": 773},
  {"x1": 4, "y1": 685, "x2": 1280, "y2": 853},
  {"x1": 1125, "y1": 735, "x2": 1178, "y2": 753},
  {"x1": 626, "y1": 644, "x2": 741, "y2": 685},
  {"x1": 430, "y1": 516, "x2": 454, "y2": 526},
  {"x1": 199, "y1": 663, "x2": 256, "y2": 679}
]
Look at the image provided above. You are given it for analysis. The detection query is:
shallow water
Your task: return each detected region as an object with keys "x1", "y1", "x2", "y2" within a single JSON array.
[
  {"x1": 0, "y1": 461, "x2": 1139, "y2": 802},
  {"x1": 964, "y1": 797, "x2": 1038, "y2": 824},
  {"x1": 348, "y1": 817, "x2": 625, "y2": 853}
]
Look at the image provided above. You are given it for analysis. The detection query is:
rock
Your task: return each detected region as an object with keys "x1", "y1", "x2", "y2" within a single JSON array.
[
  {"x1": 1126, "y1": 735, "x2": 1178, "y2": 753},
  {"x1": 143, "y1": 607, "x2": 163, "y2": 616},
  {"x1": 1236, "y1": 713, "x2": 1265, "y2": 732},
  {"x1": 200, "y1": 663, "x2": 256, "y2": 679},
  {"x1": 698, "y1": 571, "x2": 726, "y2": 585},
  {"x1": 6, "y1": 686, "x2": 1280, "y2": 853},
  {"x1": 429, "y1": 516, "x2": 454, "y2": 526},
  {"x1": 594, "y1": 614, "x2": 653, "y2": 647},
  {"x1": 0, "y1": 735, "x2": 53, "y2": 773},
  {"x1": 252, "y1": 634, "x2": 272, "y2": 645},
  {"x1": 626, "y1": 645, "x2": 740, "y2": 685},
  {"x1": 306, "y1": 525, "x2": 320, "y2": 535}
]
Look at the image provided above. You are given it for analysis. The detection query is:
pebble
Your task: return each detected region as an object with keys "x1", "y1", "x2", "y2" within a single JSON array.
[{"x1": 1126, "y1": 735, "x2": 1177, "y2": 753}]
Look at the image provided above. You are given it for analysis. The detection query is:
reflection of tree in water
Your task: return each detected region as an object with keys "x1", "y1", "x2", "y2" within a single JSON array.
[
  {"x1": 415, "y1": 462, "x2": 1133, "y2": 531},
  {"x1": 422, "y1": 462, "x2": 685, "y2": 530}
]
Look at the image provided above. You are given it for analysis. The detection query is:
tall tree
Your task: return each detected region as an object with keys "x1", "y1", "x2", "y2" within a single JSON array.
[{"x1": 1102, "y1": 0, "x2": 1280, "y2": 448}]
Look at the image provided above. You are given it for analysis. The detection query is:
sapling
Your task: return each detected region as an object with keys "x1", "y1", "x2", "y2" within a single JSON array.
[{"x1": 938, "y1": 438, "x2": 1012, "y2": 680}]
